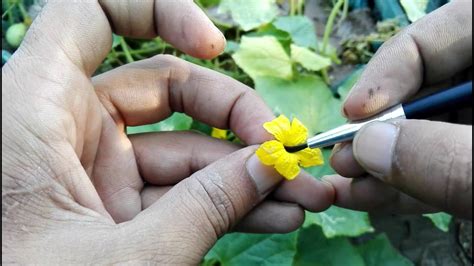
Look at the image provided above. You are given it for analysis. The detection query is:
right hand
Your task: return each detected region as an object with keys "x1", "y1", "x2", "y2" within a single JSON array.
[{"x1": 326, "y1": 0, "x2": 472, "y2": 219}]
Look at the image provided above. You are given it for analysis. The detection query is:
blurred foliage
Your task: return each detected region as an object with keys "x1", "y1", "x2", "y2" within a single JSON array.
[{"x1": 2, "y1": 1, "x2": 453, "y2": 265}]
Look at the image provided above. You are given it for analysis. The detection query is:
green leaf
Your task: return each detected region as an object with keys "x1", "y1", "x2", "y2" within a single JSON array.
[
  {"x1": 127, "y1": 113, "x2": 193, "y2": 135},
  {"x1": 224, "y1": 40, "x2": 240, "y2": 54},
  {"x1": 198, "y1": 0, "x2": 221, "y2": 8},
  {"x1": 203, "y1": 232, "x2": 297, "y2": 265},
  {"x1": 357, "y1": 234, "x2": 413, "y2": 266},
  {"x1": 233, "y1": 36, "x2": 293, "y2": 80},
  {"x1": 273, "y1": 16, "x2": 318, "y2": 49},
  {"x1": 293, "y1": 225, "x2": 365, "y2": 266},
  {"x1": 400, "y1": 0, "x2": 428, "y2": 22},
  {"x1": 291, "y1": 44, "x2": 331, "y2": 72},
  {"x1": 218, "y1": 0, "x2": 279, "y2": 31},
  {"x1": 112, "y1": 34, "x2": 121, "y2": 48},
  {"x1": 374, "y1": 0, "x2": 409, "y2": 26},
  {"x1": 255, "y1": 75, "x2": 345, "y2": 135},
  {"x1": 306, "y1": 149, "x2": 335, "y2": 178},
  {"x1": 423, "y1": 212, "x2": 452, "y2": 232},
  {"x1": 304, "y1": 206, "x2": 374, "y2": 238}
]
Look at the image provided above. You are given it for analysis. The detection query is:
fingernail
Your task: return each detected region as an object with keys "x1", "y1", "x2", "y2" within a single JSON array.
[
  {"x1": 246, "y1": 154, "x2": 282, "y2": 195},
  {"x1": 353, "y1": 122, "x2": 398, "y2": 178},
  {"x1": 330, "y1": 143, "x2": 345, "y2": 159}
]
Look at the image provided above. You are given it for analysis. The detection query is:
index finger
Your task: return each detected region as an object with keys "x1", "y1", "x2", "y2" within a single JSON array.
[
  {"x1": 93, "y1": 55, "x2": 274, "y2": 145},
  {"x1": 343, "y1": 0, "x2": 472, "y2": 120},
  {"x1": 17, "y1": 0, "x2": 225, "y2": 77}
]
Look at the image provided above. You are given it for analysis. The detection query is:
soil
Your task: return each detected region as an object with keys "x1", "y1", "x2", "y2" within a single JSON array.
[{"x1": 371, "y1": 214, "x2": 472, "y2": 266}]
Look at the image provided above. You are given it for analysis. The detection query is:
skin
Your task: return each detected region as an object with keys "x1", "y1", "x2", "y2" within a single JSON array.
[
  {"x1": 2, "y1": 1, "x2": 335, "y2": 264},
  {"x1": 327, "y1": 0, "x2": 472, "y2": 219},
  {"x1": 2, "y1": 0, "x2": 471, "y2": 264}
]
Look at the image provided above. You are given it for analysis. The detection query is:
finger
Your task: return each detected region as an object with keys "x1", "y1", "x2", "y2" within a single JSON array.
[
  {"x1": 100, "y1": 0, "x2": 225, "y2": 59},
  {"x1": 330, "y1": 142, "x2": 366, "y2": 177},
  {"x1": 322, "y1": 175, "x2": 438, "y2": 214},
  {"x1": 93, "y1": 55, "x2": 274, "y2": 144},
  {"x1": 130, "y1": 131, "x2": 240, "y2": 185},
  {"x1": 141, "y1": 186, "x2": 304, "y2": 234},
  {"x1": 234, "y1": 201, "x2": 304, "y2": 233},
  {"x1": 16, "y1": 1, "x2": 224, "y2": 76},
  {"x1": 343, "y1": 0, "x2": 472, "y2": 120},
  {"x1": 127, "y1": 147, "x2": 285, "y2": 259},
  {"x1": 133, "y1": 131, "x2": 334, "y2": 212},
  {"x1": 352, "y1": 120, "x2": 472, "y2": 218},
  {"x1": 272, "y1": 172, "x2": 335, "y2": 212}
]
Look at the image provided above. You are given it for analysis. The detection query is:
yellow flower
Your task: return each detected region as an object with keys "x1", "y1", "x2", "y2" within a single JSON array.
[
  {"x1": 256, "y1": 115, "x2": 324, "y2": 180},
  {"x1": 211, "y1": 128, "x2": 228, "y2": 140}
]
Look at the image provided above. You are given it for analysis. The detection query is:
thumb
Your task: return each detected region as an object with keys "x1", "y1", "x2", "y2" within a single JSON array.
[
  {"x1": 125, "y1": 146, "x2": 283, "y2": 263},
  {"x1": 353, "y1": 120, "x2": 472, "y2": 219}
]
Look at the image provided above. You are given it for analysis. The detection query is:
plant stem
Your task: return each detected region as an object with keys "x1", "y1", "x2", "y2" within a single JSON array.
[
  {"x1": 338, "y1": 0, "x2": 349, "y2": 26},
  {"x1": 17, "y1": 2, "x2": 31, "y2": 24},
  {"x1": 119, "y1": 37, "x2": 134, "y2": 63},
  {"x1": 297, "y1": 0, "x2": 304, "y2": 15},
  {"x1": 321, "y1": 0, "x2": 345, "y2": 54},
  {"x1": 290, "y1": 0, "x2": 296, "y2": 16},
  {"x1": 2, "y1": 2, "x2": 16, "y2": 20}
]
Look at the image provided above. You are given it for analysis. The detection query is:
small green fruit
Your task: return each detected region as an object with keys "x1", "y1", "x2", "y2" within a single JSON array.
[{"x1": 6, "y1": 23, "x2": 27, "y2": 48}]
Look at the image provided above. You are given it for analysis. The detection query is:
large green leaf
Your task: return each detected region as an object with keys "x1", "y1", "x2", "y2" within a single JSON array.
[
  {"x1": 127, "y1": 113, "x2": 193, "y2": 134},
  {"x1": 291, "y1": 44, "x2": 331, "y2": 72},
  {"x1": 233, "y1": 36, "x2": 293, "y2": 80},
  {"x1": 293, "y1": 226, "x2": 365, "y2": 266},
  {"x1": 357, "y1": 234, "x2": 413, "y2": 266},
  {"x1": 273, "y1": 16, "x2": 318, "y2": 49},
  {"x1": 304, "y1": 206, "x2": 374, "y2": 238},
  {"x1": 400, "y1": 0, "x2": 428, "y2": 22},
  {"x1": 218, "y1": 0, "x2": 279, "y2": 31},
  {"x1": 203, "y1": 232, "x2": 297, "y2": 266},
  {"x1": 423, "y1": 212, "x2": 452, "y2": 232},
  {"x1": 255, "y1": 75, "x2": 346, "y2": 135}
]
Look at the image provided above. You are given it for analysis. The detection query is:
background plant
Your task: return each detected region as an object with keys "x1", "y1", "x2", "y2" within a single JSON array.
[{"x1": 2, "y1": 0, "x2": 461, "y2": 265}]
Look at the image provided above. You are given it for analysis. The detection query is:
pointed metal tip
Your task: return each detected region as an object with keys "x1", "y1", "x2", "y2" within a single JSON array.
[{"x1": 284, "y1": 144, "x2": 308, "y2": 153}]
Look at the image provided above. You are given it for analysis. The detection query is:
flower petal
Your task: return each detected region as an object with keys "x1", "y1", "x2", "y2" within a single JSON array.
[
  {"x1": 263, "y1": 115, "x2": 291, "y2": 143},
  {"x1": 211, "y1": 128, "x2": 228, "y2": 140},
  {"x1": 295, "y1": 148, "x2": 324, "y2": 168},
  {"x1": 286, "y1": 118, "x2": 308, "y2": 146},
  {"x1": 275, "y1": 152, "x2": 300, "y2": 180},
  {"x1": 255, "y1": 140, "x2": 286, "y2": 166}
]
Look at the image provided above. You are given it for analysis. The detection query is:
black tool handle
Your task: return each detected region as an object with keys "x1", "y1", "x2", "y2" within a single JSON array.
[{"x1": 402, "y1": 81, "x2": 472, "y2": 119}]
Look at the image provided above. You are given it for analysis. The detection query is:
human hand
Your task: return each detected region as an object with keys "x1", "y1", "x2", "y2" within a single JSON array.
[
  {"x1": 2, "y1": 1, "x2": 334, "y2": 264},
  {"x1": 326, "y1": 0, "x2": 472, "y2": 219}
]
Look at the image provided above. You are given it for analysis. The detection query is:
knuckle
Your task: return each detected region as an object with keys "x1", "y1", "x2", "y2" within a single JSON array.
[{"x1": 183, "y1": 171, "x2": 238, "y2": 237}]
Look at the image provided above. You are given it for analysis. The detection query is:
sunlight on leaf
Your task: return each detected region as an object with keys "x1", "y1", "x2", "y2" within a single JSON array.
[
  {"x1": 291, "y1": 44, "x2": 331, "y2": 72},
  {"x1": 304, "y1": 206, "x2": 374, "y2": 238},
  {"x1": 233, "y1": 36, "x2": 293, "y2": 80},
  {"x1": 423, "y1": 212, "x2": 452, "y2": 232}
]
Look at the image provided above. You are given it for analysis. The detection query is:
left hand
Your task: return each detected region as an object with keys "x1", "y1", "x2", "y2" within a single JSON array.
[{"x1": 2, "y1": 1, "x2": 334, "y2": 264}]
